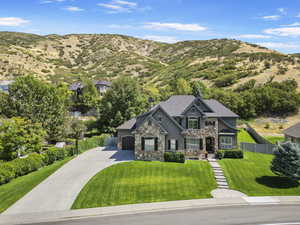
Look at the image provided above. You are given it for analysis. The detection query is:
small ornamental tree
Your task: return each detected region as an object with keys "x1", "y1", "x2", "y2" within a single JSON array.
[
  {"x1": 271, "y1": 142, "x2": 300, "y2": 181},
  {"x1": 69, "y1": 118, "x2": 87, "y2": 155}
]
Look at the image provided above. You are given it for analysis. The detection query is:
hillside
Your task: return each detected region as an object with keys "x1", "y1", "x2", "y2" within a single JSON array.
[{"x1": 0, "y1": 31, "x2": 300, "y2": 90}]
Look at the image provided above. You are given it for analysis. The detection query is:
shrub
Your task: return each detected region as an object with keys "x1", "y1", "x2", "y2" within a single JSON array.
[
  {"x1": 43, "y1": 147, "x2": 67, "y2": 165},
  {"x1": 78, "y1": 134, "x2": 109, "y2": 153},
  {"x1": 216, "y1": 149, "x2": 244, "y2": 159},
  {"x1": 0, "y1": 153, "x2": 44, "y2": 185},
  {"x1": 164, "y1": 152, "x2": 185, "y2": 163}
]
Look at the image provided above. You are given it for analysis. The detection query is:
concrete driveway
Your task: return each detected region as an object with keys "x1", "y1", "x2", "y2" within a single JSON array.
[{"x1": 3, "y1": 148, "x2": 134, "y2": 215}]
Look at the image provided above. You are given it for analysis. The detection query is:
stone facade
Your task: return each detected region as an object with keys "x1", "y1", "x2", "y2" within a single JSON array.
[{"x1": 134, "y1": 119, "x2": 166, "y2": 161}]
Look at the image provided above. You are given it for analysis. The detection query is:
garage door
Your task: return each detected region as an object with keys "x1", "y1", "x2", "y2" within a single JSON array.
[{"x1": 122, "y1": 136, "x2": 135, "y2": 150}]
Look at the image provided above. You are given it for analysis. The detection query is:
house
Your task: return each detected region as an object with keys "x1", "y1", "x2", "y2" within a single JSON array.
[
  {"x1": 0, "y1": 80, "x2": 14, "y2": 93},
  {"x1": 283, "y1": 122, "x2": 300, "y2": 144},
  {"x1": 117, "y1": 95, "x2": 239, "y2": 161},
  {"x1": 69, "y1": 80, "x2": 111, "y2": 96}
]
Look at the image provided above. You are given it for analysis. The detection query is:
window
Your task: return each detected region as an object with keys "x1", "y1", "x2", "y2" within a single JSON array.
[
  {"x1": 186, "y1": 138, "x2": 200, "y2": 150},
  {"x1": 188, "y1": 118, "x2": 199, "y2": 129},
  {"x1": 220, "y1": 136, "x2": 233, "y2": 149},
  {"x1": 144, "y1": 138, "x2": 155, "y2": 151},
  {"x1": 205, "y1": 121, "x2": 215, "y2": 127},
  {"x1": 169, "y1": 139, "x2": 177, "y2": 151}
]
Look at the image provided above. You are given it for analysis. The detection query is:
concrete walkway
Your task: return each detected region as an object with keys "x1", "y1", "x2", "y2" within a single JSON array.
[
  {"x1": 208, "y1": 158, "x2": 246, "y2": 198},
  {"x1": 3, "y1": 147, "x2": 134, "y2": 215}
]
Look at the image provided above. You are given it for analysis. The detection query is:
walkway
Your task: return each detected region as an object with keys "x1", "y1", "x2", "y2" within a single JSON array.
[
  {"x1": 208, "y1": 158, "x2": 246, "y2": 198},
  {"x1": 3, "y1": 148, "x2": 134, "y2": 215}
]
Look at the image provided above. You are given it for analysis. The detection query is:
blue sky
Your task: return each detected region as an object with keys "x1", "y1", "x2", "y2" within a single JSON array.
[{"x1": 1, "y1": 0, "x2": 300, "y2": 53}]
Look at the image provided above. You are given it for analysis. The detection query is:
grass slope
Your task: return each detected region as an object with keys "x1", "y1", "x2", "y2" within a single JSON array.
[
  {"x1": 0, "y1": 157, "x2": 72, "y2": 213},
  {"x1": 238, "y1": 129, "x2": 256, "y2": 144},
  {"x1": 263, "y1": 136, "x2": 284, "y2": 144},
  {"x1": 72, "y1": 160, "x2": 217, "y2": 209},
  {"x1": 219, "y1": 152, "x2": 300, "y2": 196}
]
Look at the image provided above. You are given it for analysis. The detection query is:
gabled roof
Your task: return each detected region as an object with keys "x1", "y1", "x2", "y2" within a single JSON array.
[
  {"x1": 284, "y1": 122, "x2": 300, "y2": 138},
  {"x1": 94, "y1": 81, "x2": 111, "y2": 86},
  {"x1": 117, "y1": 95, "x2": 239, "y2": 130},
  {"x1": 203, "y1": 100, "x2": 239, "y2": 118}
]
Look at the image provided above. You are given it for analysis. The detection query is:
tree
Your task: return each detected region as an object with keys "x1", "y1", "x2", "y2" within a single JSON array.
[
  {"x1": 98, "y1": 77, "x2": 148, "y2": 133},
  {"x1": 68, "y1": 118, "x2": 86, "y2": 155},
  {"x1": 190, "y1": 81, "x2": 209, "y2": 98},
  {"x1": 0, "y1": 117, "x2": 45, "y2": 160},
  {"x1": 271, "y1": 142, "x2": 300, "y2": 181},
  {"x1": 72, "y1": 79, "x2": 100, "y2": 114},
  {"x1": 1, "y1": 76, "x2": 70, "y2": 142},
  {"x1": 173, "y1": 78, "x2": 192, "y2": 95}
]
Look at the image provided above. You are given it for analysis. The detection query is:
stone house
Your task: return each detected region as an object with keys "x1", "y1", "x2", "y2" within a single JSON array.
[
  {"x1": 69, "y1": 80, "x2": 111, "y2": 96},
  {"x1": 117, "y1": 95, "x2": 239, "y2": 161}
]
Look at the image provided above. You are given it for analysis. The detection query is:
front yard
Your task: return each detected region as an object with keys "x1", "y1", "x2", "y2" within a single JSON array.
[
  {"x1": 219, "y1": 152, "x2": 300, "y2": 196},
  {"x1": 72, "y1": 160, "x2": 217, "y2": 209}
]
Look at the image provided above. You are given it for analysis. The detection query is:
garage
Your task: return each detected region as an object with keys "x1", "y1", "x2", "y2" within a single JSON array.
[{"x1": 121, "y1": 136, "x2": 135, "y2": 150}]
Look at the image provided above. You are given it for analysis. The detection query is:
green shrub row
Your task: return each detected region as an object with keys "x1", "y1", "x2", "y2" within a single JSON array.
[
  {"x1": 164, "y1": 152, "x2": 185, "y2": 163},
  {"x1": 0, "y1": 134, "x2": 109, "y2": 185},
  {"x1": 216, "y1": 149, "x2": 244, "y2": 159},
  {"x1": 0, "y1": 153, "x2": 44, "y2": 185}
]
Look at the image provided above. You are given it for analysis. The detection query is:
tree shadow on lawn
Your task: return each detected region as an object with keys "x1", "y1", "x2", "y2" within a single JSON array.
[{"x1": 256, "y1": 176, "x2": 299, "y2": 189}]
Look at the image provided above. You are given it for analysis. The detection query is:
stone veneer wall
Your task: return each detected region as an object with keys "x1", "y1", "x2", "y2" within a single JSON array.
[{"x1": 134, "y1": 120, "x2": 166, "y2": 161}]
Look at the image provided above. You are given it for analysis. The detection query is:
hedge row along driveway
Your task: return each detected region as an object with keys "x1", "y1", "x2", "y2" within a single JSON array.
[{"x1": 72, "y1": 160, "x2": 217, "y2": 209}]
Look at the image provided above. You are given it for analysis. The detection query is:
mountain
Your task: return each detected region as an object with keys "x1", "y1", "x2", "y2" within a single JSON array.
[{"x1": 0, "y1": 31, "x2": 300, "y2": 90}]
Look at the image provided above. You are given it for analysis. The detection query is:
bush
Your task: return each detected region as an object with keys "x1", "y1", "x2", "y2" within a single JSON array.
[
  {"x1": 78, "y1": 134, "x2": 109, "y2": 153},
  {"x1": 0, "y1": 153, "x2": 44, "y2": 185},
  {"x1": 43, "y1": 147, "x2": 67, "y2": 165},
  {"x1": 216, "y1": 149, "x2": 244, "y2": 159},
  {"x1": 164, "y1": 152, "x2": 185, "y2": 163}
]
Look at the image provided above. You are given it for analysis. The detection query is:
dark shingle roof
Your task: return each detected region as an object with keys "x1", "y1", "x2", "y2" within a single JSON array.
[
  {"x1": 94, "y1": 81, "x2": 111, "y2": 86},
  {"x1": 117, "y1": 95, "x2": 239, "y2": 130},
  {"x1": 284, "y1": 122, "x2": 300, "y2": 138},
  {"x1": 204, "y1": 100, "x2": 239, "y2": 118},
  {"x1": 69, "y1": 82, "x2": 83, "y2": 91},
  {"x1": 160, "y1": 95, "x2": 195, "y2": 116}
]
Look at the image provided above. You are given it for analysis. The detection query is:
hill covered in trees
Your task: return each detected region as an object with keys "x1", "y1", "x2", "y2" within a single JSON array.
[{"x1": 0, "y1": 31, "x2": 300, "y2": 91}]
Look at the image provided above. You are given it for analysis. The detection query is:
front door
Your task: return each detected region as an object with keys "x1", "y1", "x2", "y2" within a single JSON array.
[{"x1": 206, "y1": 137, "x2": 215, "y2": 153}]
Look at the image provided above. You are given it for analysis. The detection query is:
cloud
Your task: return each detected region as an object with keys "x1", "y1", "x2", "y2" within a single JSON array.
[
  {"x1": 278, "y1": 8, "x2": 287, "y2": 15},
  {"x1": 264, "y1": 26, "x2": 300, "y2": 36},
  {"x1": 98, "y1": 1, "x2": 138, "y2": 13},
  {"x1": 144, "y1": 22, "x2": 207, "y2": 31},
  {"x1": 261, "y1": 15, "x2": 281, "y2": 21},
  {"x1": 41, "y1": 0, "x2": 66, "y2": 3},
  {"x1": 235, "y1": 34, "x2": 271, "y2": 39},
  {"x1": 297, "y1": 14, "x2": 300, "y2": 18},
  {"x1": 112, "y1": 0, "x2": 137, "y2": 7},
  {"x1": 142, "y1": 35, "x2": 179, "y2": 43},
  {"x1": 65, "y1": 6, "x2": 84, "y2": 12},
  {"x1": 0, "y1": 17, "x2": 30, "y2": 27},
  {"x1": 256, "y1": 42, "x2": 300, "y2": 50},
  {"x1": 280, "y1": 22, "x2": 300, "y2": 27}
]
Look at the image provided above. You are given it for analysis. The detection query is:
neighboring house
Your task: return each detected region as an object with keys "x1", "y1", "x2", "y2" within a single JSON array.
[
  {"x1": 117, "y1": 95, "x2": 239, "y2": 161},
  {"x1": 0, "y1": 80, "x2": 14, "y2": 93},
  {"x1": 283, "y1": 122, "x2": 300, "y2": 144},
  {"x1": 69, "y1": 80, "x2": 111, "y2": 96}
]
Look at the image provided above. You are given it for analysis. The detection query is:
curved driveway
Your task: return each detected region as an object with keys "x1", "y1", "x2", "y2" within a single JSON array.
[{"x1": 3, "y1": 148, "x2": 133, "y2": 215}]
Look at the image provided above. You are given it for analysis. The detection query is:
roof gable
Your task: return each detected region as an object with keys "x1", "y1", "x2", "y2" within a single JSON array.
[{"x1": 284, "y1": 122, "x2": 300, "y2": 138}]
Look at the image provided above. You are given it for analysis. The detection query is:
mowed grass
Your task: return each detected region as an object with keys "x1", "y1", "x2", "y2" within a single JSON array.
[
  {"x1": 72, "y1": 160, "x2": 217, "y2": 209},
  {"x1": 263, "y1": 136, "x2": 284, "y2": 144},
  {"x1": 0, "y1": 157, "x2": 73, "y2": 213},
  {"x1": 238, "y1": 129, "x2": 256, "y2": 144},
  {"x1": 219, "y1": 152, "x2": 300, "y2": 196}
]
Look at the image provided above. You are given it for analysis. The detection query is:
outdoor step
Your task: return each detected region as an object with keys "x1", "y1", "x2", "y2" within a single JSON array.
[
  {"x1": 218, "y1": 186, "x2": 229, "y2": 189},
  {"x1": 217, "y1": 181, "x2": 228, "y2": 186},
  {"x1": 216, "y1": 177, "x2": 227, "y2": 181}
]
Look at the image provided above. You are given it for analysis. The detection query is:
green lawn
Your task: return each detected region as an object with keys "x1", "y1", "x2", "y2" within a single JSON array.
[
  {"x1": 0, "y1": 157, "x2": 73, "y2": 213},
  {"x1": 219, "y1": 152, "x2": 300, "y2": 196},
  {"x1": 263, "y1": 136, "x2": 285, "y2": 144},
  {"x1": 238, "y1": 129, "x2": 256, "y2": 144},
  {"x1": 72, "y1": 160, "x2": 217, "y2": 209}
]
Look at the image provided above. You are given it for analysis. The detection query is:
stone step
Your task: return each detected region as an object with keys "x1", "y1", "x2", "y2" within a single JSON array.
[
  {"x1": 216, "y1": 178, "x2": 227, "y2": 182},
  {"x1": 218, "y1": 186, "x2": 229, "y2": 189},
  {"x1": 217, "y1": 181, "x2": 229, "y2": 186}
]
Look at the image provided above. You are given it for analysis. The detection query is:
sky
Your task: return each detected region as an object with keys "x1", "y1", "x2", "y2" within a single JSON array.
[{"x1": 1, "y1": 0, "x2": 300, "y2": 53}]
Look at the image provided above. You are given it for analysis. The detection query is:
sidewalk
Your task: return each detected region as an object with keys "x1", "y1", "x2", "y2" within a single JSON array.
[{"x1": 1, "y1": 196, "x2": 300, "y2": 225}]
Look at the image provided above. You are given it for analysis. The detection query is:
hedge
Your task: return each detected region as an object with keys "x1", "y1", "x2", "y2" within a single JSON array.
[
  {"x1": 216, "y1": 149, "x2": 244, "y2": 159},
  {"x1": 164, "y1": 152, "x2": 185, "y2": 163},
  {"x1": 0, "y1": 134, "x2": 110, "y2": 185}
]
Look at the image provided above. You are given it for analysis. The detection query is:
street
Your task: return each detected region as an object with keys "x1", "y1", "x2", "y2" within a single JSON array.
[{"x1": 24, "y1": 205, "x2": 300, "y2": 225}]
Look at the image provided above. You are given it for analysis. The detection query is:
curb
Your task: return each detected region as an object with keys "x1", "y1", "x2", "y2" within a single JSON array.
[{"x1": 1, "y1": 196, "x2": 300, "y2": 225}]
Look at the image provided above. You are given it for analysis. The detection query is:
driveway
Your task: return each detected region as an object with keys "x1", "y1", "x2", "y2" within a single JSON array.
[{"x1": 3, "y1": 148, "x2": 134, "y2": 215}]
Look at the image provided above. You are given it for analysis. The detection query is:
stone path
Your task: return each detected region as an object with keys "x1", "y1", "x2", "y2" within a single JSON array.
[
  {"x1": 208, "y1": 158, "x2": 229, "y2": 189},
  {"x1": 208, "y1": 158, "x2": 247, "y2": 198}
]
